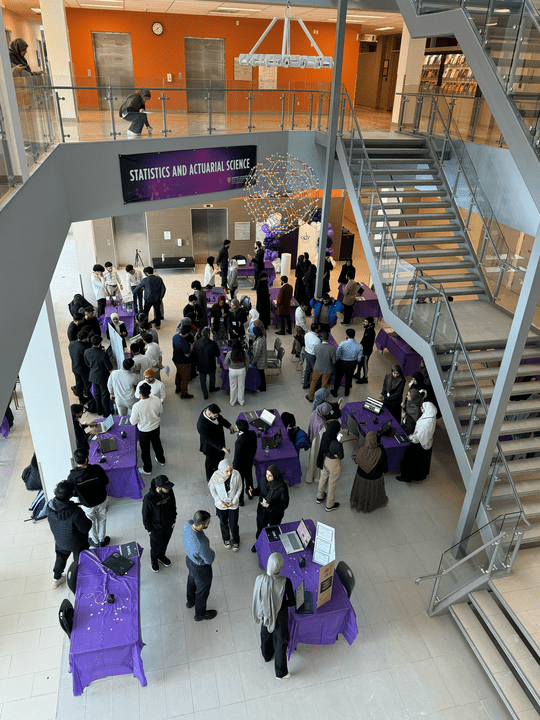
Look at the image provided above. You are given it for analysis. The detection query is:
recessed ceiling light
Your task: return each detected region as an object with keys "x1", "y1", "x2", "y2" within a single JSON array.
[
  {"x1": 31, "y1": 7, "x2": 41, "y2": 12},
  {"x1": 376, "y1": 26, "x2": 395, "y2": 30},
  {"x1": 494, "y1": 8, "x2": 510, "y2": 11}
]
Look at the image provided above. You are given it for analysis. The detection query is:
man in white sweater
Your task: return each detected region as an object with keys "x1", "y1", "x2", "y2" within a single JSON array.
[
  {"x1": 130, "y1": 383, "x2": 165, "y2": 475},
  {"x1": 107, "y1": 358, "x2": 138, "y2": 416},
  {"x1": 136, "y1": 368, "x2": 166, "y2": 403}
]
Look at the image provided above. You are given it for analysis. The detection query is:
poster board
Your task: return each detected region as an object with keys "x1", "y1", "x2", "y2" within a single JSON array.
[
  {"x1": 234, "y1": 58, "x2": 252, "y2": 81},
  {"x1": 258, "y1": 66, "x2": 277, "y2": 90},
  {"x1": 234, "y1": 221, "x2": 251, "y2": 241},
  {"x1": 317, "y1": 559, "x2": 335, "y2": 609},
  {"x1": 108, "y1": 324, "x2": 125, "y2": 371}
]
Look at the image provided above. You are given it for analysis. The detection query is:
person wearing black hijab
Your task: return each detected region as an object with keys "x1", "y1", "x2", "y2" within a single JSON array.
[
  {"x1": 294, "y1": 253, "x2": 310, "y2": 304},
  {"x1": 9, "y1": 39, "x2": 42, "y2": 76},
  {"x1": 248, "y1": 465, "x2": 289, "y2": 551},
  {"x1": 338, "y1": 259, "x2": 356, "y2": 284},
  {"x1": 256, "y1": 273, "x2": 272, "y2": 329},
  {"x1": 304, "y1": 264, "x2": 316, "y2": 303},
  {"x1": 379, "y1": 364, "x2": 406, "y2": 422}
]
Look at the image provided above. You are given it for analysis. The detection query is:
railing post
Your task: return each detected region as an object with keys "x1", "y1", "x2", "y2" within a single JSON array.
[
  {"x1": 427, "y1": 96, "x2": 436, "y2": 137},
  {"x1": 483, "y1": 461, "x2": 500, "y2": 509},
  {"x1": 338, "y1": 99, "x2": 346, "y2": 137},
  {"x1": 493, "y1": 265, "x2": 505, "y2": 300},
  {"x1": 280, "y1": 93, "x2": 286, "y2": 131},
  {"x1": 377, "y1": 230, "x2": 386, "y2": 272},
  {"x1": 464, "y1": 402, "x2": 479, "y2": 450},
  {"x1": 367, "y1": 187, "x2": 374, "y2": 229},
  {"x1": 54, "y1": 93, "x2": 69, "y2": 142},
  {"x1": 291, "y1": 93, "x2": 297, "y2": 129},
  {"x1": 452, "y1": 168, "x2": 461, "y2": 197},
  {"x1": 159, "y1": 92, "x2": 171, "y2": 137},
  {"x1": 307, "y1": 92, "x2": 314, "y2": 130},
  {"x1": 413, "y1": 95, "x2": 423, "y2": 133},
  {"x1": 470, "y1": 96, "x2": 482, "y2": 142},
  {"x1": 478, "y1": 229, "x2": 488, "y2": 265},
  {"x1": 206, "y1": 92, "x2": 215, "y2": 135},
  {"x1": 445, "y1": 348, "x2": 461, "y2": 393},
  {"x1": 41, "y1": 89, "x2": 54, "y2": 145},
  {"x1": 408, "y1": 280, "x2": 419, "y2": 324},
  {"x1": 398, "y1": 95, "x2": 408, "y2": 131},
  {"x1": 317, "y1": 92, "x2": 323, "y2": 131},
  {"x1": 247, "y1": 92, "x2": 255, "y2": 132},
  {"x1": 357, "y1": 158, "x2": 364, "y2": 195},
  {"x1": 106, "y1": 86, "x2": 119, "y2": 139},
  {"x1": 448, "y1": 97, "x2": 456, "y2": 127},
  {"x1": 428, "y1": 296, "x2": 441, "y2": 345}
]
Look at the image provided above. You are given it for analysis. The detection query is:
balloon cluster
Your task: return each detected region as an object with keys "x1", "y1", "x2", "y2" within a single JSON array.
[{"x1": 261, "y1": 229, "x2": 281, "y2": 262}]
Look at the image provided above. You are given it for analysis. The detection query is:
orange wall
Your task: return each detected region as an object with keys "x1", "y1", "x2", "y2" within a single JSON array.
[{"x1": 66, "y1": 9, "x2": 361, "y2": 110}]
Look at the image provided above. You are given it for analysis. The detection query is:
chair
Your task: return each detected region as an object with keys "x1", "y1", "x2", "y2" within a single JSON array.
[
  {"x1": 66, "y1": 561, "x2": 78, "y2": 594},
  {"x1": 59, "y1": 598, "x2": 74, "y2": 638},
  {"x1": 336, "y1": 561, "x2": 355, "y2": 599},
  {"x1": 240, "y1": 295, "x2": 251, "y2": 312},
  {"x1": 267, "y1": 346, "x2": 285, "y2": 373},
  {"x1": 267, "y1": 337, "x2": 282, "y2": 359}
]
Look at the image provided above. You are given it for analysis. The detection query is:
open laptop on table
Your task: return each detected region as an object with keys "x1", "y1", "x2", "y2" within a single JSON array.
[
  {"x1": 295, "y1": 579, "x2": 314, "y2": 615},
  {"x1": 94, "y1": 414, "x2": 114, "y2": 434},
  {"x1": 250, "y1": 409, "x2": 276, "y2": 432},
  {"x1": 280, "y1": 518, "x2": 313, "y2": 555}
]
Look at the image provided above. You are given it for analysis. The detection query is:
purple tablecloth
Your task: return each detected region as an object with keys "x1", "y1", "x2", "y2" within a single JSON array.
[
  {"x1": 255, "y1": 519, "x2": 358, "y2": 658},
  {"x1": 1, "y1": 415, "x2": 10, "y2": 438},
  {"x1": 100, "y1": 300, "x2": 135, "y2": 336},
  {"x1": 338, "y1": 283, "x2": 383, "y2": 321},
  {"x1": 237, "y1": 261, "x2": 276, "y2": 287},
  {"x1": 88, "y1": 418, "x2": 144, "y2": 499},
  {"x1": 375, "y1": 328, "x2": 423, "y2": 376},
  {"x1": 69, "y1": 545, "x2": 146, "y2": 695},
  {"x1": 340, "y1": 401, "x2": 409, "y2": 473},
  {"x1": 269, "y1": 288, "x2": 298, "y2": 327},
  {"x1": 237, "y1": 409, "x2": 302, "y2": 486},
  {"x1": 217, "y1": 345, "x2": 261, "y2": 393}
]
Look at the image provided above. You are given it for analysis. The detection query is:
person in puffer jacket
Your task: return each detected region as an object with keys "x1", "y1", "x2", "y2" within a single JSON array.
[
  {"x1": 47, "y1": 481, "x2": 92, "y2": 590},
  {"x1": 142, "y1": 475, "x2": 177, "y2": 573}
]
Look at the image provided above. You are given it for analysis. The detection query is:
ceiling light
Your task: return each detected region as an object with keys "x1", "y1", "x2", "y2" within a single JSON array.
[
  {"x1": 494, "y1": 8, "x2": 510, "y2": 11},
  {"x1": 375, "y1": 26, "x2": 395, "y2": 30},
  {"x1": 31, "y1": 7, "x2": 41, "y2": 12}
]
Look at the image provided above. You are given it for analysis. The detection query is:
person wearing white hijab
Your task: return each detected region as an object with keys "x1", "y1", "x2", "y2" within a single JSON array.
[
  {"x1": 208, "y1": 459, "x2": 242, "y2": 551},
  {"x1": 252, "y1": 552, "x2": 295, "y2": 679},
  {"x1": 247, "y1": 308, "x2": 260, "y2": 341},
  {"x1": 227, "y1": 259, "x2": 239, "y2": 299},
  {"x1": 396, "y1": 401, "x2": 437, "y2": 483}
]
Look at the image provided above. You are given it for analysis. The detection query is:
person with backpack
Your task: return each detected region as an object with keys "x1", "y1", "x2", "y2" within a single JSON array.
[
  {"x1": 68, "y1": 447, "x2": 110, "y2": 548},
  {"x1": 119, "y1": 89, "x2": 152, "y2": 137}
]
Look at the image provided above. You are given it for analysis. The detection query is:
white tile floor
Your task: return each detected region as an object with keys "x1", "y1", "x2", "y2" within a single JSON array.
[{"x1": 0, "y1": 226, "x2": 515, "y2": 720}]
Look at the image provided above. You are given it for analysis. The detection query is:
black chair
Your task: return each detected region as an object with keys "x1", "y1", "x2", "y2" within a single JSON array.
[
  {"x1": 59, "y1": 598, "x2": 74, "y2": 638},
  {"x1": 240, "y1": 295, "x2": 251, "y2": 312},
  {"x1": 336, "y1": 561, "x2": 355, "y2": 599},
  {"x1": 66, "y1": 561, "x2": 78, "y2": 594}
]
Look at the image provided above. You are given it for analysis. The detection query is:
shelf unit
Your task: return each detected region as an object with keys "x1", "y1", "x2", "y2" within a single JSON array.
[{"x1": 421, "y1": 50, "x2": 478, "y2": 95}]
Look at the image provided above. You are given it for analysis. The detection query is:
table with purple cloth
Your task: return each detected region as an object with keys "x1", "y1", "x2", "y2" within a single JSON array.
[
  {"x1": 69, "y1": 545, "x2": 147, "y2": 695},
  {"x1": 255, "y1": 519, "x2": 358, "y2": 658},
  {"x1": 269, "y1": 288, "x2": 298, "y2": 328},
  {"x1": 1, "y1": 416, "x2": 10, "y2": 438},
  {"x1": 238, "y1": 409, "x2": 302, "y2": 486},
  {"x1": 340, "y1": 401, "x2": 410, "y2": 473},
  {"x1": 100, "y1": 300, "x2": 135, "y2": 337},
  {"x1": 337, "y1": 283, "x2": 383, "y2": 321},
  {"x1": 88, "y1": 418, "x2": 144, "y2": 499},
  {"x1": 217, "y1": 345, "x2": 261, "y2": 393},
  {"x1": 375, "y1": 328, "x2": 423, "y2": 376},
  {"x1": 237, "y1": 261, "x2": 276, "y2": 287}
]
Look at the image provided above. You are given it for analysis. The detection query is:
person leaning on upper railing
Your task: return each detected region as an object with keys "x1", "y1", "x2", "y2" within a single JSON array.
[{"x1": 9, "y1": 38, "x2": 45, "y2": 77}]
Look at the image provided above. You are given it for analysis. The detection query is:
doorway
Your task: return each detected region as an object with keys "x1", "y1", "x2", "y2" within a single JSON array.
[
  {"x1": 184, "y1": 37, "x2": 225, "y2": 114},
  {"x1": 92, "y1": 32, "x2": 135, "y2": 112},
  {"x1": 113, "y1": 213, "x2": 149, "y2": 268},
  {"x1": 191, "y1": 208, "x2": 228, "y2": 264}
]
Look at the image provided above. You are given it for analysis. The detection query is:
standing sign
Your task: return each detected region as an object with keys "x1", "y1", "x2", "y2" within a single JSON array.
[
  {"x1": 317, "y1": 559, "x2": 335, "y2": 609},
  {"x1": 119, "y1": 145, "x2": 257, "y2": 204}
]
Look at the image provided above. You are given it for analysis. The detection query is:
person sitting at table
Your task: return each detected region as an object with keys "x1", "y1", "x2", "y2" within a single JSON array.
[
  {"x1": 316, "y1": 421, "x2": 344, "y2": 512},
  {"x1": 142, "y1": 474, "x2": 177, "y2": 573},
  {"x1": 223, "y1": 339, "x2": 250, "y2": 407},
  {"x1": 191, "y1": 280, "x2": 208, "y2": 328},
  {"x1": 71, "y1": 403, "x2": 98, "y2": 451},
  {"x1": 338, "y1": 258, "x2": 356, "y2": 284},
  {"x1": 192, "y1": 328, "x2": 221, "y2": 400},
  {"x1": 106, "y1": 312, "x2": 128, "y2": 348},
  {"x1": 256, "y1": 273, "x2": 271, "y2": 329},
  {"x1": 136, "y1": 368, "x2": 166, "y2": 403},
  {"x1": 130, "y1": 382, "x2": 165, "y2": 476},
  {"x1": 340, "y1": 274, "x2": 361, "y2": 327},
  {"x1": 68, "y1": 447, "x2": 110, "y2": 548},
  {"x1": 397, "y1": 402, "x2": 438, "y2": 483},
  {"x1": 183, "y1": 295, "x2": 203, "y2": 330},
  {"x1": 227, "y1": 259, "x2": 239, "y2": 300},
  {"x1": 350, "y1": 431, "x2": 388, "y2": 513},
  {"x1": 209, "y1": 459, "x2": 242, "y2": 551},
  {"x1": 47, "y1": 480, "x2": 92, "y2": 590},
  {"x1": 182, "y1": 510, "x2": 217, "y2": 621},
  {"x1": 379, "y1": 364, "x2": 406, "y2": 422},
  {"x1": 249, "y1": 465, "x2": 290, "y2": 552},
  {"x1": 197, "y1": 404, "x2": 235, "y2": 481},
  {"x1": 251, "y1": 326, "x2": 267, "y2": 392},
  {"x1": 210, "y1": 295, "x2": 229, "y2": 344},
  {"x1": 252, "y1": 552, "x2": 295, "y2": 679},
  {"x1": 401, "y1": 386, "x2": 426, "y2": 435},
  {"x1": 228, "y1": 298, "x2": 247, "y2": 343},
  {"x1": 276, "y1": 275, "x2": 293, "y2": 336},
  {"x1": 306, "y1": 332, "x2": 336, "y2": 403},
  {"x1": 233, "y1": 419, "x2": 258, "y2": 506},
  {"x1": 204, "y1": 256, "x2": 219, "y2": 289},
  {"x1": 355, "y1": 316, "x2": 376, "y2": 384},
  {"x1": 107, "y1": 358, "x2": 138, "y2": 416},
  {"x1": 310, "y1": 294, "x2": 343, "y2": 335}
]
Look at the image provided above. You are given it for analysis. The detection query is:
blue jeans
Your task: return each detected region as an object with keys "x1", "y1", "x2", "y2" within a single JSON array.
[{"x1": 199, "y1": 371, "x2": 217, "y2": 399}]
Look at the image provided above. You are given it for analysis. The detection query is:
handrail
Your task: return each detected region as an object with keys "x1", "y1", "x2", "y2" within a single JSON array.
[{"x1": 415, "y1": 530, "x2": 508, "y2": 585}]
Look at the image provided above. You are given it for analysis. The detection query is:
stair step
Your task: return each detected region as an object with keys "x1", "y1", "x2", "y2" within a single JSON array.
[
  {"x1": 375, "y1": 189, "x2": 445, "y2": 198},
  {"x1": 370, "y1": 168, "x2": 441, "y2": 176},
  {"x1": 389, "y1": 223, "x2": 463, "y2": 235},
  {"x1": 365, "y1": 157, "x2": 435, "y2": 165},
  {"x1": 491, "y1": 478, "x2": 540, "y2": 500},
  {"x1": 469, "y1": 417, "x2": 540, "y2": 439},
  {"x1": 391, "y1": 248, "x2": 468, "y2": 259},
  {"x1": 371, "y1": 212, "x2": 457, "y2": 224},
  {"x1": 471, "y1": 436, "x2": 540, "y2": 457},
  {"x1": 519, "y1": 522, "x2": 540, "y2": 544},
  {"x1": 391, "y1": 236, "x2": 466, "y2": 246},
  {"x1": 354, "y1": 148, "x2": 430, "y2": 157},
  {"x1": 440, "y1": 346, "x2": 540, "y2": 366},
  {"x1": 453, "y1": 364, "x2": 540, "y2": 383},
  {"x1": 452, "y1": 381, "x2": 540, "y2": 402},
  {"x1": 489, "y1": 497, "x2": 540, "y2": 519},
  {"x1": 413, "y1": 259, "x2": 477, "y2": 271},
  {"x1": 370, "y1": 201, "x2": 453, "y2": 210},
  {"x1": 363, "y1": 139, "x2": 427, "y2": 148},
  {"x1": 395, "y1": 272, "x2": 480, "y2": 284},
  {"x1": 455, "y1": 397, "x2": 540, "y2": 421},
  {"x1": 414, "y1": 285, "x2": 484, "y2": 298},
  {"x1": 500, "y1": 457, "x2": 540, "y2": 478}
]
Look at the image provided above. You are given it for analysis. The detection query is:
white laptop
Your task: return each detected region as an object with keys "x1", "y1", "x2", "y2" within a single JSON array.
[
  {"x1": 280, "y1": 519, "x2": 313, "y2": 555},
  {"x1": 94, "y1": 415, "x2": 114, "y2": 434},
  {"x1": 251, "y1": 409, "x2": 276, "y2": 432}
]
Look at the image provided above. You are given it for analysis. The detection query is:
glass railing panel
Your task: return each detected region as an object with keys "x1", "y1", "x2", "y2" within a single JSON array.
[
  {"x1": 506, "y1": 12, "x2": 540, "y2": 144},
  {"x1": 437, "y1": 546, "x2": 488, "y2": 602},
  {"x1": 378, "y1": 235, "x2": 399, "y2": 305},
  {"x1": 389, "y1": 259, "x2": 416, "y2": 323},
  {"x1": 0, "y1": 97, "x2": 16, "y2": 202},
  {"x1": 482, "y1": 4, "x2": 525, "y2": 92},
  {"x1": 494, "y1": 512, "x2": 523, "y2": 566},
  {"x1": 14, "y1": 76, "x2": 59, "y2": 168}
]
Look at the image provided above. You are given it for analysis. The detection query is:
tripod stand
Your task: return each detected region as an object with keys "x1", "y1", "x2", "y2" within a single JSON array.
[{"x1": 134, "y1": 248, "x2": 144, "y2": 269}]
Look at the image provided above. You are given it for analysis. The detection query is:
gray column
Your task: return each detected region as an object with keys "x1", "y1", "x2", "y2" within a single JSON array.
[{"x1": 72, "y1": 221, "x2": 98, "y2": 301}]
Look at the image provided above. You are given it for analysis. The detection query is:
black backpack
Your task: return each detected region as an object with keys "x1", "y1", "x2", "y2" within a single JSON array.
[
  {"x1": 22, "y1": 455, "x2": 42, "y2": 491},
  {"x1": 25, "y1": 490, "x2": 47, "y2": 522}
]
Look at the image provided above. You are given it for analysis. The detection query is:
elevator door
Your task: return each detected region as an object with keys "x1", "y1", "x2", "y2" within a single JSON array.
[
  {"x1": 191, "y1": 209, "x2": 228, "y2": 264},
  {"x1": 92, "y1": 32, "x2": 135, "y2": 111},
  {"x1": 184, "y1": 37, "x2": 225, "y2": 114},
  {"x1": 113, "y1": 213, "x2": 149, "y2": 268}
]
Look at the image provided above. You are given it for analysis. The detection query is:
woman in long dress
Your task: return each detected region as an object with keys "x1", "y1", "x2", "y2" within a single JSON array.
[
  {"x1": 397, "y1": 402, "x2": 438, "y2": 483},
  {"x1": 350, "y1": 432, "x2": 388, "y2": 513},
  {"x1": 379, "y1": 364, "x2": 406, "y2": 422},
  {"x1": 305, "y1": 402, "x2": 331, "y2": 483},
  {"x1": 204, "y1": 256, "x2": 218, "y2": 289},
  {"x1": 210, "y1": 295, "x2": 229, "y2": 344},
  {"x1": 252, "y1": 552, "x2": 295, "y2": 679},
  {"x1": 256, "y1": 274, "x2": 271, "y2": 329}
]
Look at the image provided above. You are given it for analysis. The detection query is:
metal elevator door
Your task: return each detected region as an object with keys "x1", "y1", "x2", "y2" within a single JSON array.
[
  {"x1": 92, "y1": 32, "x2": 135, "y2": 111},
  {"x1": 184, "y1": 37, "x2": 225, "y2": 114},
  {"x1": 113, "y1": 213, "x2": 149, "y2": 268},
  {"x1": 191, "y1": 209, "x2": 228, "y2": 264}
]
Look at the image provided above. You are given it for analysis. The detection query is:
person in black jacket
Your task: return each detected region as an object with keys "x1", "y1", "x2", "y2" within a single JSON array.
[
  {"x1": 142, "y1": 475, "x2": 177, "y2": 573},
  {"x1": 191, "y1": 280, "x2": 208, "y2": 328},
  {"x1": 47, "y1": 480, "x2": 92, "y2": 589},
  {"x1": 192, "y1": 328, "x2": 221, "y2": 399},
  {"x1": 216, "y1": 240, "x2": 231, "y2": 291},
  {"x1": 84, "y1": 336, "x2": 113, "y2": 417},
  {"x1": 197, "y1": 404, "x2": 235, "y2": 481},
  {"x1": 248, "y1": 464, "x2": 289, "y2": 551},
  {"x1": 355, "y1": 316, "x2": 376, "y2": 384},
  {"x1": 71, "y1": 404, "x2": 98, "y2": 451},
  {"x1": 251, "y1": 241, "x2": 265, "y2": 289},
  {"x1": 69, "y1": 329, "x2": 93, "y2": 406},
  {"x1": 256, "y1": 273, "x2": 271, "y2": 329},
  {"x1": 120, "y1": 88, "x2": 152, "y2": 136},
  {"x1": 132, "y1": 267, "x2": 166, "y2": 329},
  {"x1": 81, "y1": 307, "x2": 102, "y2": 339},
  {"x1": 183, "y1": 296, "x2": 203, "y2": 330},
  {"x1": 67, "y1": 312, "x2": 86, "y2": 342},
  {"x1": 68, "y1": 293, "x2": 93, "y2": 319},
  {"x1": 68, "y1": 448, "x2": 110, "y2": 548},
  {"x1": 233, "y1": 419, "x2": 258, "y2": 505},
  {"x1": 379, "y1": 364, "x2": 406, "y2": 422}
]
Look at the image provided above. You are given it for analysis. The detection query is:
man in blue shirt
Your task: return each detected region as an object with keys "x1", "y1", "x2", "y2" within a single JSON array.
[
  {"x1": 182, "y1": 510, "x2": 217, "y2": 621},
  {"x1": 331, "y1": 328, "x2": 363, "y2": 398}
]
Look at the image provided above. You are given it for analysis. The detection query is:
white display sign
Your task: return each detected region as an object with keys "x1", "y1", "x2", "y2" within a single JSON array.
[
  {"x1": 258, "y1": 66, "x2": 277, "y2": 90},
  {"x1": 234, "y1": 221, "x2": 251, "y2": 241}
]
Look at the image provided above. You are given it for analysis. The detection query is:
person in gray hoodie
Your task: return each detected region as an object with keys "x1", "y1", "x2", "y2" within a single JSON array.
[{"x1": 47, "y1": 481, "x2": 92, "y2": 589}]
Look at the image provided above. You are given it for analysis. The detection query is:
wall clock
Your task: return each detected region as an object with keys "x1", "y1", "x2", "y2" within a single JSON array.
[{"x1": 152, "y1": 22, "x2": 164, "y2": 36}]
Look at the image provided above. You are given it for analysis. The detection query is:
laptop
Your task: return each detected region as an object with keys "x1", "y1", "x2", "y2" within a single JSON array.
[
  {"x1": 98, "y1": 436, "x2": 118, "y2": 453},
  {"x1": 364, "y1": 397, "x2": 383, "y2": 415},
  {"x1": 251, "y1": 409, "x2": 276, "y2": 432},
  {"x1": 395, "y1": 432, "x2": 409, "y2": 444},
  {"x1": 280, "y1": 519, "x2": 312, "y2": 555},
  {"x1": 237, "y1": 258, "x2": 247, "y2": 266},
  {"x1": 377, "y1": 420, "x2": 395, "y2": 439},
  {"x1": 94, "y1": 415, "x2": 114, "y2": 434},
  {"x1": 101, "y1": 552, "x2": 134, "y2": 576},
  {"x1": 261, "y1": 430, "x2": 282, "y2": 450},
  {"x1": 295, "y1": 580, "x2": 314, "y2": 615}
]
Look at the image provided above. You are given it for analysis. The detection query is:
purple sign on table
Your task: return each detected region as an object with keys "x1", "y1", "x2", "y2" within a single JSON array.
[
  {"x1": 88, "y1": 418, "x2": 145, "y2": 499},
  {"x1": 255, "y1": 519, "x2": 358, "y2": 658},
  {"x1": 375, "y1": 328, "x2": 423, "y2": 377},
  {"x1": 337, "y1": 283, "x2": 383, "y2": 321},
  {"x1": 100, "y1": 300, "x2": 135, "y2": 337},
  {"x1": 237, "y1": 409, "x2": 302, "y2": 486},
  {"x1": 119, "y1": 145, "x2": 257, "y2": 204},
  {"x1": 69, "y1": 545, "x2": 147, "y2": 695}
]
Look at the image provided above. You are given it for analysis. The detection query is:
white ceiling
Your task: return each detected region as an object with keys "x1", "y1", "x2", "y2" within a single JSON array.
[{"x1": 6, "y1": 0, "x2": 404, "y2": 34}]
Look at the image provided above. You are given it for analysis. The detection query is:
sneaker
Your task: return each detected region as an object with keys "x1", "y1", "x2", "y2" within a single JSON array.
[
  {"x1": 159, "y1": 556, "x2": 172, "y2": 568},
  {"x1": 232, "y1": 543, "x2": 240, "y2": 552},
  {"x1": 316, "y1": 493, "x2": 326, "y2": 504},
  {"x1": 186, "y1": 600, "x2": 195, "y2": 609},
  {"x1": 326, "y1": 503, "x2": 340, "y2": 512},
  {"x1": 278, "y1": 673, "x2": 291, "y2": 679},
  {"x1": 224, "y1": 540, "x2": 231, "y2": 549},
  {"x1": 151, "y1": 562, "x2": 159, "y2": 573},
  {"x1": 181, "y1": 393, "x2": 194, "y2": 399},
  {"x1": 155, "y1": 457, "x2": 166, "y2": 466},
  {"x1": 127, "y1": 129, "x2": 142, "y2": 136},
  {"x1": 51, "y1": 575, "x2": 66, "y2": 589},
  {"x1": 99, "y1": 536, "x2": 111, "y2": 547},
  {"x1": 195, "y1": 609, "x2": 217, "y2": 621},
  {"x1": 138, "y1": 467, "x2": 151, "y2": 476},
  {"x1": 147, "y1": 126, "x2": 153, "y2": 135},
  {"x1": 209, "y1": 387, "x2": 220, "y2": 393}
]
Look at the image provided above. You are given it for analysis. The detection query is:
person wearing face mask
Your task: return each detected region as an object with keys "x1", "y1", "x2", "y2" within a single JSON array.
[
  {"x1": 209, "y1": 459, "x2": 242, "y2": 551},
  {"x1": 142, "y1": 475, "x2": 177, "y2": 573},
  {"x1": 379, "y1": 364, "x2": 406, "y2": 422},
  {"x1": 310, "y1": 293, "x2": 343, "y2": 335},
  {"x1": 248, "y1": 465, "x2": 289, "y2": 552}
]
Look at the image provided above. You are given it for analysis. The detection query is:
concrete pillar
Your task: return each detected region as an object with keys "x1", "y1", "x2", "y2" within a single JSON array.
[
  {"x1": 19, "y1": 291, "x2": 75, "y2": 500},
  {"x1": 391, "y1": 26, "x2": 426, "y2": 126},
  {"x1": 39, "y1": 0, "x2": 77, "y2": 119},
  {"x1": 72, "y1": 220, "x2": 97, "y2": 301}
]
